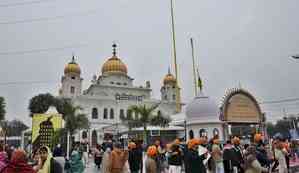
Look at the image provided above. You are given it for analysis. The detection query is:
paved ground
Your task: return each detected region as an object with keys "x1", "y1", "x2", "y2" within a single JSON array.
[{"x1": 84, "y1": 164, "x2": 99, "y2": 173}]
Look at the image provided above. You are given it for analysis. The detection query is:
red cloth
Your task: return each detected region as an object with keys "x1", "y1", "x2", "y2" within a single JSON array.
[{"x1": 3, "y1": 149, "x2": 36, "y2": 173}]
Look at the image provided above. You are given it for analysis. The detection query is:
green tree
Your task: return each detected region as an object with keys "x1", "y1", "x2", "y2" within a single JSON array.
[
  {"x1": 55, "y1": 98, "x2": 89, "y2": 135},
  {"x1": 0, "y1": 120, "x2": 9, "y2": 144},
  {"x1": 275, "y1": 119, "x2": 292, "y2": 138},
  {"x1": 28, "y1": 93, "x2": 55, "y2": 117},
  {"x1": 266, "y1": 122, "x2": 276, "y2": 137},
  {"x1": 0, "y1": 97, "x2": 5, "y2": 121},
  {"x1": 6, "y1": 119, "x2": 28, "y2": 137},
  {"x1": 122, "y1": 103, "x2": 171, "y2": 145}
]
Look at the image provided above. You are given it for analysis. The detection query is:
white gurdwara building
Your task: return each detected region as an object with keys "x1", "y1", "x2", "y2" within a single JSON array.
[{"x1": 59, "y1": 44, "x2": 180, "y2": 146}]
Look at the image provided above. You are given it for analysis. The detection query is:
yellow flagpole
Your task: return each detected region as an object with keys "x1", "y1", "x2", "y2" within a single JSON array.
[
  {"x1": 170, "y1": 0, "x2": 181, "y2": 113},
  {"x1": 190, "y1": 38, "x2": 198, "y2": 96}
]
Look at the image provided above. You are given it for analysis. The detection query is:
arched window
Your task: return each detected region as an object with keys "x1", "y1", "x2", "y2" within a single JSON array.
[
  {"x1": 92, "y1": 108, "x2": 98, "y2": 119},
  {"x1": 120, "y1": 109, "x2": 125, "y2": 119},
  {"x1": 172, "y1": 94, "x2": 176, "y2": 101},
  {"x1": 127, "y1": 109, "x2": 132, "y2": 119},
  {"x1": 92, "y1": 130, "x2": 97, "y2": 147},
  {"x1": 213, "y1": 128, "x2": 220, "y2": 137},
  {"x1": 70, "y1": 86, "x2": 75, "y2": 94},
  {"x1": 157, "y1": 110, "x2": 162, "y2": 116},
  {"x1": 82, "y1": 131, "x2": 88, "y2": 139},
  {"x1": 189, "y1": 130, "x2": 194, "y2": 140},
  {"x1": 103, "y1": 108, "x2": 108, "y2": 119},
  {"x1": 199, "y1": 129, "x2": 207, "y2": 137},
  {"x1": 110, "y1": 108, "x2": 114, "y2": 119}
]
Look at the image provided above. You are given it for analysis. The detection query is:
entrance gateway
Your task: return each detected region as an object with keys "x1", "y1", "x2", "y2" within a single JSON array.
[{"x1": 220, "y1": 88, "x2": 265, "y2": 141}]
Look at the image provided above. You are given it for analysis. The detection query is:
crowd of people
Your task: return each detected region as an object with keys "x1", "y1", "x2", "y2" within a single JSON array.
[
  {"x1": 0, "y1": 133, "x2": 296, "y2": 173},
  {"x1": 92, "y1": 134, "x2": 296, "y2": 173}
]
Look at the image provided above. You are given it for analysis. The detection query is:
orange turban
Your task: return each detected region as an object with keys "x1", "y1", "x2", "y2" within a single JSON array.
[
  {"x1": 254, "y1": 134, "x2": 263, "y2": 143},
  {"x1": 128, "y1": 142, "x2": 136, "y2": 149},
  {"x1": 188, "y1": 138, "x2": 200, "y2": 149},
  {"x1": 147, "y1": 145, "x2": 157, "y2": 157},
  {"x1": 232, "y1": 137, "x2": 240, "y2": 145}
]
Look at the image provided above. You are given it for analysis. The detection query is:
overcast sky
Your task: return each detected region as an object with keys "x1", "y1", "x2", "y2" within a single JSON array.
[{"x1": 0, "y1": 0, "x2": 299, "y2": 125}]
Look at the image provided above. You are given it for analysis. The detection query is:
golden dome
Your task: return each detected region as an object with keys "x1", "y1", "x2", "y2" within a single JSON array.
[
  {"x1": 102, "y1": 44, "x2": 127, "y2": 75},
  {"x1": 163, "y1": 69, "x2": 176, "y2": 85},
  {"x1": 102, "y1": 55, "x2": 128, "y2": 75},
  {"x1": 64, "y1": 56, "x2": 81, "y2": 75}
]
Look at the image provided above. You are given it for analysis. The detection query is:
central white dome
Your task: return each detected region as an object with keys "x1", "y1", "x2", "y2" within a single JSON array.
[{"x1": 186, "y1": 94, "x2": 220, "y2": 124}]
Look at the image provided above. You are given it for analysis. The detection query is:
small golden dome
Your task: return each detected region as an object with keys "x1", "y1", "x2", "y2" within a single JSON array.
[
  {"x1": 64, "y1": 56, "x2": 81, "y2": 75},
  {"x1": 101, "y1": 55, "x2": 128, "y2": 75},
  {"x1": 163, "y1": 69, "x2": 176, "y2": 85}
]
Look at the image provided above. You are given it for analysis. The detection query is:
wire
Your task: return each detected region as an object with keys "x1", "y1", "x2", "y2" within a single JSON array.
[
  {"x1": 0, "y1": 0, "x2": 54, "y2": 8},
  {"x1": 0, "y1": 8, "x2": 98, "y2": 25},
  {"x1": 0, "y1": 42, "x2": 91, "y2": 55},
  {"x1": 0, "y1": 80, "x2": 59, "y2": 86},
  {"x1": 260, "y1": 98, "x2": 299, "y2": 104}
]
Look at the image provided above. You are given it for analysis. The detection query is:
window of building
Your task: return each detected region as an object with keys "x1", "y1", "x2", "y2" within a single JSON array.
[
  {"x1": 110, "y1": 108, "x2": 114, "y2": 119},
  {"x1": 120, "y1": 109, "x2": 125, "y2": 119},
  {"x1": 126, "y1": 109, "x2": 132, "y2": 119},
  {"x1": 82, "y1": 131, "x2": 88, "y2": 139},
  {"x1": 123, "y1": 83, "x2": 127, "y2": 86},
  {"x1": 103, "y1": 108, "x2": 108, "y2": 119},
  {"x1": 213, "y1": 128, "x2": 220, "y2": 137},
  {"x1": 92, "y1": 130, "x2": 97, "y2": 147},
  {"x1": 116, "y1": 82, "x2": 121, "y2": 85},
  {"x1": 199, "y1": 129, "x2": 207, "y2": 137},
  {"x1": 70, "y1": 86, "x2": 75, "y2": 94},
  {"x1": 189, "y1": 130, "x2": 194, "y2": 140},
  {"x1": 150, "y1": 130, "x2": 160, "y2": 136},
  {"x1": 164, "y1": 95, "x2": 167, "y2": 100},
  {"x1": 172, "y1": 86, "x2": 176, "y2": 89},
  {"x1": 157, "y1": 110, "x2": 162, "y2": 116},
  {"x1": 110, "y1": 82, "x2": 114, "y2": 84},
  {"x1": 172, "y1": 94, "x2": 176, "y2": 101},
  {"x1": 71, "y1": 76, "x2": 76, "y2": 80},
  {"x1": 92, "y1": 108, "x2": 98, "y2": 119}
]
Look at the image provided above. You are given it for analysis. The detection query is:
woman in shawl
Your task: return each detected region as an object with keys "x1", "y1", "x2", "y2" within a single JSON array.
[
  {"x1": 35, "y1": 146, "x2": 63, "y2": 173},
  {"x1": 244, "y1": 145, "x2": 268, "y2": 173},
  {"x1": 66, "y1": 145, "x2": 84, "y2": 173},
  {"x1": 0, "y1": 143, "x2": 8, "y2": 172},
  {"x1": 3, "y1": 149, "x2": 36, "y2": 173}
]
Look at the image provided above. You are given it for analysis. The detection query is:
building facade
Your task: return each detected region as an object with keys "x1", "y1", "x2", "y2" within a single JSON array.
[{"x1": 59, "y1": 44, "x2": 180, "y2": 145}]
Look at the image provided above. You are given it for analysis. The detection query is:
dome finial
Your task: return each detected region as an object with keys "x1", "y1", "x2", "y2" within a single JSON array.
[
  {"x1": 71, "y1": 53, "x2": 76, "y2": 63},
  {"x1": 112, "y1": 43, "x2": 117, "y2": 56}
]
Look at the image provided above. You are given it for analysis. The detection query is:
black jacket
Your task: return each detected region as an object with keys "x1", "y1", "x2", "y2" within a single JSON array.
[
  {"x1": 256, "y1": 147, "x2": 271, "y2": 167},
  {"x1": 128, "y1": 149, "x2": 142, "y2": 171},
  {"x1": 168, "y1": 150, "x2": 183, "y2": 166},
  {"x1": 231, "y1": 145, "x2": 244, "y2": 173},
  {"x1": 186, "y1": 149, "x2": 206, "y2": 173}
]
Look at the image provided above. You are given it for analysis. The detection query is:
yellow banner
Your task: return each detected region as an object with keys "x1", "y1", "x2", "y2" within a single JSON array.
[{"x1": 32, "y1": 113, "x2": 62, "y2": 149}]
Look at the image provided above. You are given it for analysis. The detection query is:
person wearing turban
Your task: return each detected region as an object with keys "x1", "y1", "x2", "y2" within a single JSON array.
[
  {"x1": 146, "y1": 146, "x2": 158, "y2": 173},
  {"x1": 185, "y1": 138, "x2": 207, "y2": 173},
  {"x1": 211, "y1": 138, "x2": 224, "y2": 173},
  {"x1": 231, "y1": 137, "x2": 244, "y2": 173},
  {"x1": 128, "y1": 142, "x2": 142, "y2": 173}
]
